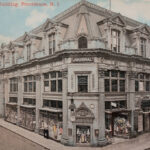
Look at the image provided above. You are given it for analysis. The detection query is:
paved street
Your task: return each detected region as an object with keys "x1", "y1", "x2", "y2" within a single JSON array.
[{"x1": 0, "y1": 119, "x2": 150, "y2": 150}]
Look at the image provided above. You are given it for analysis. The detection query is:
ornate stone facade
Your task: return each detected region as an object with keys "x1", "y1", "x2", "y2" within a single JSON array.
[{"x1": 0, "y1": 0, "x2": 150, "y2": 147}]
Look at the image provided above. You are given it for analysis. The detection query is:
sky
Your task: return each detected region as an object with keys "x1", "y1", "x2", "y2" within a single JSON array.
[{"x1": 0, "y1": 0, "x2": 150, "y2": 44}]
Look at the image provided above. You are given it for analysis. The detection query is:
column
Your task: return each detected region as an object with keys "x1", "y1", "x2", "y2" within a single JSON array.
[
  {"x1": 4, "y1": 78, "x2": 9, "y2": 120},
  {"x1": 98, "y1": 69, "x2": 107, "y2": 146},
  {"x1": 128, "y1": 71, "x2": 136, "y2": 135},
  {"x1": 0, "y1": 78, "x2": 4, "y2": 117},
  {"x1": 61, "y1": 69, "x2": 69, "y2": 145},
  {"x1": 17, "y1": 76, "x2": 23, "y2": 125},
  {"x1": 35, "y1": 74, "x2": 41, "y2": 133}
]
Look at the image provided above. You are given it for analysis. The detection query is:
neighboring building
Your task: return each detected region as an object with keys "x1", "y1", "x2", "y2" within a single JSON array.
[{"x1": 0, "y1": 0, "x2": 150, "y2": 146}]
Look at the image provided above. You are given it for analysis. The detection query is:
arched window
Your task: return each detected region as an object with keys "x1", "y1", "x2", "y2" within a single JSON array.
[{"x1": 78, "y1": 36, "x2": 87, "y2": 48}]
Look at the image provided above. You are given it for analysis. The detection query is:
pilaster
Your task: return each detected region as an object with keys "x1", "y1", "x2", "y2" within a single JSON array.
[
  {"x1": 61, "y1": 69, "x2": 69, "y2": 145},
  {"x1": 17, "y1": 76, "x2": 23, "y2": 126},
  {"x1": 97, "y1": 69, "x2": 107, "y2": 146},
  {"x1": 127, "y1": 71, "x2": 136, "y2": 135},
  {"x1": 35, "y1": 74, "x2": 41, "y2": 133},
  {"x1": 0, "y1": 79, "x2": 4, "y2": 117}
]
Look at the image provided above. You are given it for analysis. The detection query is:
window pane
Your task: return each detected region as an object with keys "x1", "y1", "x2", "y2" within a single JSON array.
[
  {"x1": 146, "y1": 81, "x2": 150, "y2": 91},
  {"x1": 78, "y1": 37, "x2": 87, "y2": 48},
  {"x1": 43, "y1": 100, "x2": 49, "y2": 107},
  {"x1": 51, "y1": 80, "x2": 56, "y2": 92},
  {"x1": 111, "y1": 80, "x2": 118, "y2": 92},
  {"x1": 44, "y1": 73, "x2": 49, "y2": 79},
  {"x1": 51, "y1": 72, "x2": 56, "y2": 78},
  {"x1": 58, "y1": 80, "x2": 62, "y2": 92},
  {"x1": 105, "y1": 79, "x2": 110, "y2": 92},
  {"x1": 104, "y1": 71, "x2": 109, "y2": 77},
  {"x1": 135, "y1": 80, "x2": 139, "y2": 92},
  {"x1": 33, "y1": 82, "x2": 36, "y2": 92},
  {"x1": 120, "y1": 80, "x2": 125, "y2": 92},
  {"x1": 111, "y1": 70, "x2": 118, "y2": 77},
  {"x1": 120, "y1": 71, "x2": 125, "y2": 78},
  {"x1": 29, "y1": 82, "x2": 32, "y2": 92},
  {"x1": 58, "y1": 72, "x2": 62, "y2": 78},
  {"x1": 58, "y1": 101, "x2": 62, "y2": 108},
  {"x1": 105, "y1": 101, "x2": 111, "y2": 109},
  {"x1": 78, "y1": 76, "x2": 88, "y2": 92},
  {"x1": 24, "y1": 83, "x2": 27, "y2": 92},
  {"x1": 51, "y1": 101, "x2": 57, "y2": 108}
]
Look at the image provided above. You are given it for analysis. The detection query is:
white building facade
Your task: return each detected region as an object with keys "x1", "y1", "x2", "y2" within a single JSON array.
[{"x1": 0, "y1": 0, "x2": 150, "y2": 146}]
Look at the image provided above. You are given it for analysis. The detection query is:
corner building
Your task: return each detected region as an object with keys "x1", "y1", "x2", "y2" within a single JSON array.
[{"x1": 0, "y1": 0, "x2": 150, "y2": 146}]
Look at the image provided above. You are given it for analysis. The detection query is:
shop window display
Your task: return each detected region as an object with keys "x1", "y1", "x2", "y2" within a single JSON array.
[
  {"x1": 20, "y1": 107, "x2": 36, "y2": 131},
  {"x1": 5, "y1": 104, "x2": 17, "y2": 124},
  {"x1": 39, "y1": 110, "x2": 63, "y2": 141},
  {"x1": 76, "y1": 126, "x2": 90, "y2": 144},
  {"x1": 114, "y1": 116, "x2": 131, "y2": 136}
]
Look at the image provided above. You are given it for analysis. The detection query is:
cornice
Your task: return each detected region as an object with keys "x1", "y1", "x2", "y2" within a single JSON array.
[{"x1": 1, "y1": 48, "x2": 150, "y2": 74}]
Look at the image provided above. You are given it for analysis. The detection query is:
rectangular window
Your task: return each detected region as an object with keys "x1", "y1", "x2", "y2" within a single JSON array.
[
  {"x1": 23, "y1": 98, "x2": 36, "y2": 106},
  {"x1": 10, "y1": 78, "x2": 18, "y2": 92},
  {"x1": 43, "y1": 100, "x2": 62, "y2": 109},
  {"x1": 49, "y1": 34, "x2": 55, "y2": 55},
  {"x1": 43, "y1": 71, "x2": 62, "y2": 93},
  {"x1": 27, "y1": 44, "x2": 31, "y2": 60},
  {"x1": 140, "y1": 38, "x2": 146, "y2": 57},
  {"x1": 111, "y1": 30, "x2": 120, "y2": 52},
  {"x1": 9, "y1": 97, "x2": 18, "y2": 103},
  {"x1": 12, "y1": 52, "x2": 15, "y2": 65},
  {"x1": 24, "y1": 75, "x2": 36, "y2": 92},
  {"x1": 78, "y1": 76, "x2": 88, "y2": 93},
  {"x1": 105, "y1": 70, "x2": 126, "y2": 92}
]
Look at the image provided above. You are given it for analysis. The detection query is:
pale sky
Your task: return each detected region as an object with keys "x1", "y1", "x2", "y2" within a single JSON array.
[{"x1": 0, "y1": 0, "x2": 150, "y2": 44}]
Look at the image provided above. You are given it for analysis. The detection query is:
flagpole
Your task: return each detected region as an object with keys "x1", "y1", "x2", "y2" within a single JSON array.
[{"x1": 109, "y1": 0, "x2": 111, "y2": 11}]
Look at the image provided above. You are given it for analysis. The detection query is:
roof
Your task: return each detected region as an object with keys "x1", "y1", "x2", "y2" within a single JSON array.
[{"x1": 5, "y1": 0, "x2": 150, "y2": 44}]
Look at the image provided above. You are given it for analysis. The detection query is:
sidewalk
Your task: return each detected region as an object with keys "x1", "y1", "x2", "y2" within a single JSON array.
[{"x1": 0, "y1": 119, "x2": 150, "y2": 150}]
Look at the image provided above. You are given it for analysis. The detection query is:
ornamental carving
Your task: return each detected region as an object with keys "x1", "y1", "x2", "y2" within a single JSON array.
[
  {"x1": 74, "y1": 102, "x2": 95, "y2": 123},
  {"x1": 128, "y1": 71, "x2": 137, "y2": 80},
  {"x1": 35, "y1": 74, "x2": 41, "y2": 81},
  {"x1": 18, "y1": 76, "x2": 22, "y2": 82},
  {"x1": 98, "y1": 69, "x2": 105, "y2": 78},
  {"x1": 62, "y1": 69, "x2": 68, "y2": 78}
]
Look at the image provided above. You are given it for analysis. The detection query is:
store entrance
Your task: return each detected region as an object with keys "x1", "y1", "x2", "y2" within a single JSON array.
[
  {"x1": 112, "y1": 112, "x2": 130, "y2": 137},
  {"x1": 76, "y1": 126, "x2": 90, "y2": 144}
]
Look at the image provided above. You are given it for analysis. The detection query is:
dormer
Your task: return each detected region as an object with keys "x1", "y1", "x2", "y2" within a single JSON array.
[
  {"x1": 129, "y1": 24, "x2": 150, "y2": 58},
  {"x1": 22, "y1": 32, "x2": 42, "y2": 61},
  {"x1": 42, "y1": 18, "x2": 68, "y2": 55},
  {"x1": 97, "y1": 13, "x2": 126, "y2": 53}
]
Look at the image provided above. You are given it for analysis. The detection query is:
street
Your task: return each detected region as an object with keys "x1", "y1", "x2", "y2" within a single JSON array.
[{"x1": 0, "y1": 119, "x2": 150, "y2": 150}]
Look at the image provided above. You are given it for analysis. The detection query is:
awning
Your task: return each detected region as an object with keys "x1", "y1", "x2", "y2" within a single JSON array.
[
  {"x1": 20, "y1": 105, "x2": 35, "y2": 109},
  {"x1": 39, "y1": 107, "x2": 62, "y2": 113},
  {"x1": 6, "y1": 102, "x2": 17, "y2": 106},
  {"x1": 105, "y1": 108, "x2": 131, "y2": 114}
]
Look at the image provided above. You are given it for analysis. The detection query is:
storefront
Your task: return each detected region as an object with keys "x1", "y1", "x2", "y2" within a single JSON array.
[
  {"x1": 76, "y1": 126, "x2": 90, "y2": 144},
  {"x1": 5, "y1": 103, "x2": 17, "y2": 124},
  {"x1": 105, "y1": 110, "x2": 131, "y2": 138},
  {"x1": 20, "y1": 106, "x2": 36, "y2": 131},
  {"x1": 141, "y1": 99, "x2": 150, "y2": 132},
  {"x1": 39, "y1": 108, "x2": 63, "y2": 141},
  {"x1": 71, "y1": 103, "x2": 94, "y2": 145}
]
